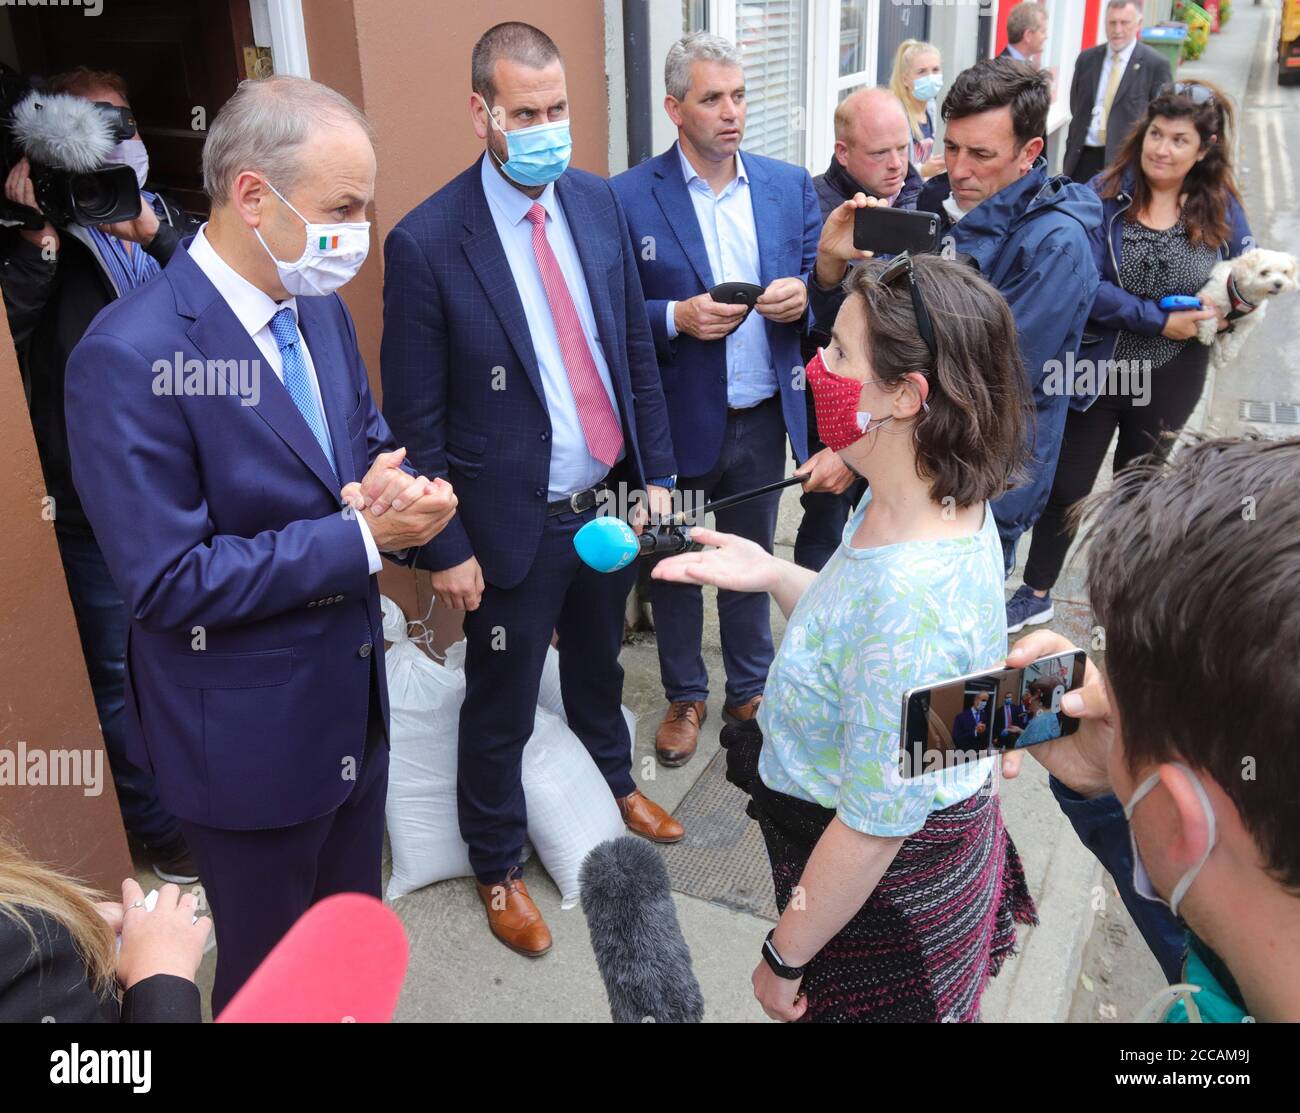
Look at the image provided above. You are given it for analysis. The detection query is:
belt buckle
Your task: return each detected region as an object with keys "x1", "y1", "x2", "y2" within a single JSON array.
[{"x1": 570, "y1": 489, "x2": 588, "y2": 514}]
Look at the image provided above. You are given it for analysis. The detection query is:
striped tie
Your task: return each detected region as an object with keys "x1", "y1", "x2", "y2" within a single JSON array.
[
  {"x1": 525, "y1": 203, "x2": 623, "y2": 468},
  {"x1": 270, "y1": 307, "x2": 335, "y2": 477}
]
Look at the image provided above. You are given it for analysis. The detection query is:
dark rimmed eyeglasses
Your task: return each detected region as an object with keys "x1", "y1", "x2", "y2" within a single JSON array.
[
  {"x1": 1164, "y1": 81, "x2": 1216, "y2": 106},
  {"x1": 877, "y1": 251, "x2": 938, "y2": 363}
]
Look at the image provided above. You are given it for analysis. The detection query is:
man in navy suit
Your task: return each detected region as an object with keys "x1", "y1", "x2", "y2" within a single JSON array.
[
  {"x1": 611, "y1": 32, "x2": 818, "y2": 768},
  {"x1": 64, "y1": 76, "x2": 456, "y2": 1014},
  {"x1": 951, "y1": 692, "x2": 991, "y2": 750},
  {"x1": 380, "y1": 22, "x2": 683, "y2": 958}
]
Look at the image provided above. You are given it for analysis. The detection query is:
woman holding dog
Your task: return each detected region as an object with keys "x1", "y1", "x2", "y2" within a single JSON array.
[
  {"x1": 1007, "y1": 81, "x2": 1252, "y2": 634},
  {"x1": 654, "y1": 249, "x2": 1038, "y2": 1022}
]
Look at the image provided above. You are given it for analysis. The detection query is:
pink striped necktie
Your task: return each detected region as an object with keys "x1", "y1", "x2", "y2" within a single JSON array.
[{"x1": 525, "y1": 202, "x2": 623, "y2": 468}]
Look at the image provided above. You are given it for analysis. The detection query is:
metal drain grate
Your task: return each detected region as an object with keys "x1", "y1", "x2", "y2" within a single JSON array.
[
  {"x1": 1239, "y1": 400, "x2": 1300, "y2": 425},
  {"x1": 661, "y1": 748, "x2": 779, "y2": 921}
]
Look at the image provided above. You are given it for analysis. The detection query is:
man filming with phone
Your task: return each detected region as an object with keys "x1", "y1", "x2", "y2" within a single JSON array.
[{"x1": 1001, "y1": 436, "x2": 1300, "y2": 1021}]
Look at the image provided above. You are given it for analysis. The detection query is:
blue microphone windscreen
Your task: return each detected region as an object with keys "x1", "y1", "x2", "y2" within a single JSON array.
[{"x1": 574, "y1": 516, "x2": 639, "y2": 573}]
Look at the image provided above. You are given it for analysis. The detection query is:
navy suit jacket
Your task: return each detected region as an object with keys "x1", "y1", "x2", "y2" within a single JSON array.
[
  {"x1": 381, "y1": 157, "x2": 676, "y2": 589},
  {"x1": 609, "y1": 146, "x2": 818, "y2": 477},
  {"x1": 64, "y1": 240, "x2": 404, "y2": 830}
]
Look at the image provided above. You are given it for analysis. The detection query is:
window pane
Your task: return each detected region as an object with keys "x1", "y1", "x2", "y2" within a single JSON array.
[
  {"x1": 736, "y1": 0, "x2": 808, "y2": 164},
  {"x1": 839, "y1": 0, "x2": 869, "y2": 78},
  {"x1": 838, "y1": 82, "x2": 865, "y2": 104},
  {"x1": 683, "y1": 0, "x2": 708, "y2": 32}
]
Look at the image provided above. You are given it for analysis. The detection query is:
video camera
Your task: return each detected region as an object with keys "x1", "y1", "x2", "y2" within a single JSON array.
[{"x1": 0, "y1": 65, "x2": 142, "y2": 229}]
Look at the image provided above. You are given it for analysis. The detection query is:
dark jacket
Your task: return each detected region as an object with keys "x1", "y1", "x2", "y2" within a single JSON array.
[
  {"x1": 1077, "y1": 168, "x2": 1253, "y2": 406},
  {"x1": 382, "y1": 157, "x2": 677, "y2": 587},
  {"x1": 1062, "y1": 41, "x2": 1173, "y2": 180},
  {"x1": 0, "y1": 906, "x2": 201, "y2": 1022},
  {"x1": 0, "y1": 191, "x2": 200, "y2": 534},
  {"x1": 918, "y1": 161, "x2": 1102, "y2": 549}
]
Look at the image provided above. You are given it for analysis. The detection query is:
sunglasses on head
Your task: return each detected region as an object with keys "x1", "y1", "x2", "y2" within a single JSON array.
[
  {"x1": 1164, "y1": 81, "x2": 1216, "y2": 106},
  {"x1": 877, "y1": 251, "x2": 938, "y2": 363}
]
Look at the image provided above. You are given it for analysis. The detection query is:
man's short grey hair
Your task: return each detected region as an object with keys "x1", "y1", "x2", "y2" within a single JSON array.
[
  {"x1": 1006, "y1": 2, "x2": 1048, "y2": 44},
  {"x1": 664, "y1": 32, "x2": 743, "y2": 101},
  {"x1": 202, "y1": 75, "x2": 374, "y2": 207},
  {"x1": 1106, "y1": 0, "x2": 1143, "y2": 11}
]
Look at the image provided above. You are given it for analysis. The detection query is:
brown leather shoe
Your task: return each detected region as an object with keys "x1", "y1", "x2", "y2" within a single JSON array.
[
  {"x1": 475, "y1": 869, "x2": 552, "y2": 958},
  {"x1": 723, "y1": 694, "x2": 763, "y2": 725},
  {"x1": 617, "y1": 790, "x2": 684, "y2": 844},
  {"x1": 655, "y1": 699, "x2": 706, "y2": 767}
]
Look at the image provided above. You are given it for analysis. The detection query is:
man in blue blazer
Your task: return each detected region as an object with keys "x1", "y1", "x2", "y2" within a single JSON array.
[
  {"x1": 610, "y1": 32, "x2": 818, "y2": 768},
  {"x1": 64, "y1": 77, "x2": 455, "y2": 1014},
  {"x1": 381, "y1": 22, "x2": 682, "y2": 958}
]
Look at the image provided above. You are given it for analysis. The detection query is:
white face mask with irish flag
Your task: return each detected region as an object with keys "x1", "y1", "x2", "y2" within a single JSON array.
[{"x1": 254, "y1": 178, "x2": 371, "y2": 297}]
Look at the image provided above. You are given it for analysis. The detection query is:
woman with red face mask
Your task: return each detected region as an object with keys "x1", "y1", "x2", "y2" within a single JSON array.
[{"x1": 654, "y1": 250, "x2": 1035, "y2": 1023}]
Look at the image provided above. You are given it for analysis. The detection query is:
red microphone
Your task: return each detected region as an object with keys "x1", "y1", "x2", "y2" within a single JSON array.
[{"x1": 216, "y1": 893, "x2": 409, "y2": 1023}]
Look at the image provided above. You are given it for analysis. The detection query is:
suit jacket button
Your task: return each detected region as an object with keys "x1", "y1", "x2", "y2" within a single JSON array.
[
  {"x1": 535, "y1": 488, "x2": 545, "y2": 498},
  {"x1": 334, "y1": 594, "x2": 344, "y2": 602},
  {"x1": 540, "y1": 431, "x2": 549, "y2": 442},
  {"x1": 308, "y1": 600, "x2": 317, "y2": 607},
  {"x1": 358, "y1": 643, "x2": 372, "y2": 658}
]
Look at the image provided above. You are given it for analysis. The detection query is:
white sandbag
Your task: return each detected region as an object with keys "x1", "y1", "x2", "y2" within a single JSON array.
[
  {"x1": 381, "y1": 598, "x2": 475, "y2": 900},
  {"x1": 536, "y1": 644, "x2": 639, "y2": 762},
  {"x1": 522, "y1": 706, "x2": 626, "y2": 910}
]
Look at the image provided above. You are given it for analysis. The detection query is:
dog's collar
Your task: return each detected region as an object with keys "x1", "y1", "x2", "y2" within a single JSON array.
[{"x1": 1225, "y1": 271, "x2": 1259, "y2": 321}]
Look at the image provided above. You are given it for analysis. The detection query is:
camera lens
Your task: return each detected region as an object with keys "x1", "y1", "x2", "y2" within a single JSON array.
[{"x1": 69, "y1": 172, "x2": 121, "y2": 222}]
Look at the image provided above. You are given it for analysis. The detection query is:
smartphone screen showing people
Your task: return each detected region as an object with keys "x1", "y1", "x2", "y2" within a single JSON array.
[{"x1": 900, "y1": 650, "x2": 1085, "y2": 777}]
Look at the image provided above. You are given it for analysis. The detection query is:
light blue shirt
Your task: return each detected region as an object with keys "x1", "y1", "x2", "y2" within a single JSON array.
[
  {"x1": 479, "y1": 156, "x2": 623, "y2": 501},
  {"x1": 1006, "y1": 43, "x2": 1028, "y2": 61},
  {"x1": 664, "y1": 144, "x2": 777, "y2": 409},
  {"x1": 757, "y1": 491, "x2": 1005, "y2": 836}
]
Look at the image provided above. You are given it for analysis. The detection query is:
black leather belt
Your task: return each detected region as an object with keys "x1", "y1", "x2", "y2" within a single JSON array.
[
  {"x1": 546, "y1": 483, "x2": 608, "y2": 516},
  {"x1": 727, "y1": 394, "x2": 780, "y2": 418}
]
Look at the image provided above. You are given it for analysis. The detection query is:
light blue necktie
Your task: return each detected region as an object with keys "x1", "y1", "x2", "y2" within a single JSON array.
[{"x1": 269, "y1": 307, "x2": 335, "y2": 476}]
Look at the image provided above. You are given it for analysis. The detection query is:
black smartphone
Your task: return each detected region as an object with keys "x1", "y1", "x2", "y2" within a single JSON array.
[
  {"x1": 709, "y1": 281, "x2": 766, "y2": 307},
  {"x1": 853, "y1": 206, "x2": 941, "y2": 256},
  {"x1": 897, "y1": 649, "x2": 1088, "y2": 779}
]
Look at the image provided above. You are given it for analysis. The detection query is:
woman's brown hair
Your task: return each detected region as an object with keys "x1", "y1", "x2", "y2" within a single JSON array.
[
  {"x1": 1097, "y1": 80, "x2": 1242, "y2": 249},
  {"x1": 0, "y1": 834, "x2": 116, "y2": 998},
  {"x1": 840, "y1": 254, "x2": 1032, "y2": 509}
]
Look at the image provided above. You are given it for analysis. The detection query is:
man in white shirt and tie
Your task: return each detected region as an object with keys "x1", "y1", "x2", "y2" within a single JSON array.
[{"x1": 1062, "y1": 0, "x2": 1172, "y2": 183}]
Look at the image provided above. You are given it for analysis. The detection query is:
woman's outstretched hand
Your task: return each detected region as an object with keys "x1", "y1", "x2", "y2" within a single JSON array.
[{"x1": 650, "y1": 527, "x2": 776, "y2": 595}]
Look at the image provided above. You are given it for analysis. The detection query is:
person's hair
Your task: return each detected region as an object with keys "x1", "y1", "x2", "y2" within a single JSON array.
[
  {"x1": 664, "y1": 31, "x2": 742, "y2": 101},
  {"x1": 45, "y1": 67, "x2": 129, "y2": 101},
  {"x1": 0, "y1": 835, "x2": 115, "y2": 998},
  {"x1": 888, "y1": 39, "x2": 941, "y2": 141},
  {"x1": 1006, "y1": 2, "x2": 1048, "y2": 45},
  {"x1": 1097, "y1": 80, "x2": 1242, "y2": 250},
  {"x1": 941, "y1": 58, "x2": 1049, "y2": 150},
  {"x1": 471, "y1": 21, "x2": 563, "y2": 104},
  {"x1": 1083, "y1": 435, "x2": 1300, "y2": 892},
  {"x1": 202, "y1": 75, "x2": 373, "y2": 207},
  {"x1": 1027, "y1": 678, "x2": 1057, "y2": 706},
  {"x1": 839, "y1": 255, "x2": 1031, "y2": 509},
  {"x1": 1106, "y1": 0, "x2": 1143, "y2": 13},
  {"x1": 833, "y1": 87, "x2": 907, "y2": 145}
]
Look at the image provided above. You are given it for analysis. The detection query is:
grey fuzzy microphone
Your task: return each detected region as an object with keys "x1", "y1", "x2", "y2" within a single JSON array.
[
  {"x1": 10, "y1": 90, "x2": 117, "y2": 171},
  {"x1": 579, "y1": 837, "x2": 704, "y2": 1023}
]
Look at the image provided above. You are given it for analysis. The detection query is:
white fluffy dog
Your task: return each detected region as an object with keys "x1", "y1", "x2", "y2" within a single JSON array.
[{"x1": 1194, "y1": 248, "x2": 1298, "y2": 367}]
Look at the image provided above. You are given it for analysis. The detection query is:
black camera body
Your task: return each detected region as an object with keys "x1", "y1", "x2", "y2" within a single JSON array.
[{"x1": 0, "y1": 67, "x2": 142, "y2": 229}]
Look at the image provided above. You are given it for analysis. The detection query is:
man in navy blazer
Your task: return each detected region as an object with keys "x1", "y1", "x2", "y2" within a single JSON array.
[
  {"x1": 64, "y1": 77, "x2": 455, "y2": 1014},
  {"x1": 380, "y1": 22, "x2": 682, "y2": 958},
  {"x1": 610, "y1": 32, "x2": 818, "y2": 768}
]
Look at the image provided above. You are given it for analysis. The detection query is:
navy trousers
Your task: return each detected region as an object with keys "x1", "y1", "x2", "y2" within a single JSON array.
[
  {"x1": 55, "y1": 526, "x2": 180, "y2": 847},
  {"x1": 179, "y1": 688, "x2": 389, "y2": 1017},
  {"x1": 650, "y1": 395, "x2": 786, "y2": 706},
  {"x1": 458, "y1": 504, "x2": 638, "y2": 884}
]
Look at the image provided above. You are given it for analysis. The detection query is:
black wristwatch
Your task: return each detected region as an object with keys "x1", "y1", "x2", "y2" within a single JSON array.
[{"x1": 761, "y1": 929, "x2": 807, "y2": 980}]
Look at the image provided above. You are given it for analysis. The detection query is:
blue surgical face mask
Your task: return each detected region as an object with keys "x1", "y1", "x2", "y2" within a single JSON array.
[
  {"x1": 913, "y1": 73, "x2": 944, "y2": 102},
  {"x1": 1123, "y1": 762, "x2": 1218, "y2": 919},
  {"x1": 477, "y1": 94, "x2": 572, "y2": 187}
]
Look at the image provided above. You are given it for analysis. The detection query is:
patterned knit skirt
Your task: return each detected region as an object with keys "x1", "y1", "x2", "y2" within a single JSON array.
[{"x1": 722, "y1": 721, "x2": 1038, "y2": 1023}]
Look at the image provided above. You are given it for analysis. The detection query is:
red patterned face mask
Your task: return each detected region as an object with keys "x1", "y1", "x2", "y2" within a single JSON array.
[{"x1": 806, "y1": 347, "x2": 884, "y2": 452}]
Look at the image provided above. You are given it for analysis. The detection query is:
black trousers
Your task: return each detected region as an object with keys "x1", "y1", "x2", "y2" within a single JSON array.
[{"x1": 1023, "y1": 343, "x2": 1209, "y2": 592}]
